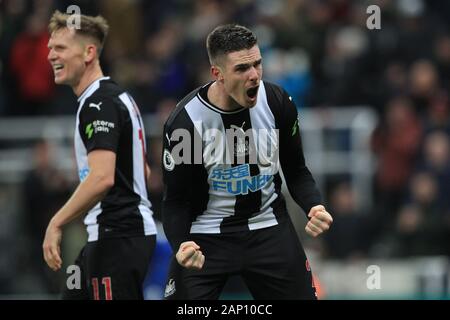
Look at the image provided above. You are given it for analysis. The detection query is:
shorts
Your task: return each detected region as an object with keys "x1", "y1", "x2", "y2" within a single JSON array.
[
  {"x1": 164, "y1": 219, "x2": 316, "y2": 300},
  {"x1": 62, "y1": 235, "x2": 155, "y2": 300}
]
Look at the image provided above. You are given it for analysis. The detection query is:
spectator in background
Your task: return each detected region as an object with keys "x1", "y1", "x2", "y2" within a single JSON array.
[
  {"x1": 379, "y1": 62, "x2": 409, "y2": 113},
  {"x1": 433, "y1": 34, "x2": 450, "y2": 88},
  {"x1": 409, "y1": 60, "x2": 440, "y2": 114},
  {"x1": 0, "y1": 0, "x2": 28, "y2": 116},
  {"x1": 391, "y1": 172, "x2": 447, "y2": 257},
  {"x1": 392, "y1": 204, "x2": 429, "y2": 257},
  {"x1": 375, "y1": 129, "x2": 450, "y2": 257},
  {"x1": 322, "y1": 181, "x2": 370, "y2": 260},
  {"x1": 423, "y1": 91, "x2": 450, "y2": 133},
  {"x1": 408, "y1": 172, "x2": 440, "y2": 220},
  {"x1": 410, "y1": 131, "x2": 450, "y2": 255},
  {"x1": 23, "y1": 139, "x2": 72, "y2": 293},
  {"x1": 372, "y1": 96, "x2": 423, "y2": 228},
  {"x1": 419, "y1": 131, "x2": 450, "y2": 208},
  {"x1": 9, "y1": 12, "x2": 55, "y2": 115},
  {"x1": 99, "y1": 0, "x2": 142, "y2": 63}
]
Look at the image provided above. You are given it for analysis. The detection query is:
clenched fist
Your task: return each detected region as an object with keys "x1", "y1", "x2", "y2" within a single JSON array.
[
  {"x1": 176, "y1": 241, "x2": 205, "y2": 270},
  {"x1": 305, "y1": 205, "x2": 333, "y2": 237}
]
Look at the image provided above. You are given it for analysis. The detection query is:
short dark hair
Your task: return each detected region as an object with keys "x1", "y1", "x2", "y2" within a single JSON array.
[{"x1": 206, "y1": 24, "x2": 257, "y2": 65}]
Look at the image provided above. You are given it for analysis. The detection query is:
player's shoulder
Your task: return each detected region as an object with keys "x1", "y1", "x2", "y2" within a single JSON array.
[
  {"x1": 97, "y1": 78, "x2": 124, "y2": 96},
  {"x1": 262, "y1": 80, "x2": 288, "y2": 104},
  {"x1": 262, "y1": 80, "x2": 295, "y2": 120},
  {"x1": 82, "y1": 79, "x2": 125, "y2": 110},
  {"x1": 164, "y1": 85, "x2": 203, "y2": 131}
]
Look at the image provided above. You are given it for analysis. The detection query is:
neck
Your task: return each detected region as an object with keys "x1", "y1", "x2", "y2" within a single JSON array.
[
  {"x1": 208, "y1": 81, "x2": 241, "y2": 111},
  {"x1": 73, "y1": 61, "x2": 104, "y2": 97}
]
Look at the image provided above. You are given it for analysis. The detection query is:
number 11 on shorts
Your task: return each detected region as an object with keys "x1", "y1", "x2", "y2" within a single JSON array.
[{"x1": 91, "y1": 277, "x2": 113, "y2": 300}]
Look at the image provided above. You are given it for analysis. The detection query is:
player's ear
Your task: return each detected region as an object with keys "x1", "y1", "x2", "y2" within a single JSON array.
[
  {"x1": 84, "y1": 44, "x2": 97, "y2": 63},
  {"x1": 211, "y1": 65, "x2": 224, "y2": 83}
]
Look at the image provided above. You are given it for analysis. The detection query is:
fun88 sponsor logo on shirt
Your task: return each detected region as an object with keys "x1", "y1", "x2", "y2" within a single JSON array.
[{"x1": 210, "y1": 164, "x2": 272, "y2": 195}]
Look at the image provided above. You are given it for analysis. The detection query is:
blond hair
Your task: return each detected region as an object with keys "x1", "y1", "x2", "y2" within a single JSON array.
[{"x1": 48, "y1": 10, "x2": 109, "y2": 56}]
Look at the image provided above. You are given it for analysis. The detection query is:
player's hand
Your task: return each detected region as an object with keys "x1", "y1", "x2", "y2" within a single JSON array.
[
  {"x1": 305, "y1": 205, "x2": 333, "y2": 238},
  {"x1": 176, "y1": 241, "x2": 205, "y2": 270},
  {"x1": 43, "y1": 221, "x2": 63, "y2": 271}
]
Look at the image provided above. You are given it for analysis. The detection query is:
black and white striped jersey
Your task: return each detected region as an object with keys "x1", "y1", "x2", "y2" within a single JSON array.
[
  {"x1": 162, "y1": 80, "x2": 321, "y2": 250},
  {"x1": 75, "y1": 77, "x2": 156, "y2": 242}
]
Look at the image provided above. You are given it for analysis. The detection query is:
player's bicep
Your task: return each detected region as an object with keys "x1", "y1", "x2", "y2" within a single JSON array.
[
  {"x1": 283, "y1": 94, "x2": 300, "y2": 138},
  {"x1": 279, "y1": 91, "x2": 305, "y2": 170},
  {"x1": 87, "y1": 149, "x2": 116, "y2": 180}
]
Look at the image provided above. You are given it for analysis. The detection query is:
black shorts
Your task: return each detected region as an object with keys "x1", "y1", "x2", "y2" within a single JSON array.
[
  {"x1": 62, "y1": 235, "x2": 155, "y2": 300},
  {"x1": 164, "y1": 219, "x2": 316, "y2": 300}
]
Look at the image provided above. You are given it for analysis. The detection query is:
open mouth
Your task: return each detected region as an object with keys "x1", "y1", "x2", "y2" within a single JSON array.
[
  {"x1": 246, "y1": 86, "x2": 259, "y2": 99},
  {"x1": 53, "y1": 64, "x2": 64, "y2": 73}
]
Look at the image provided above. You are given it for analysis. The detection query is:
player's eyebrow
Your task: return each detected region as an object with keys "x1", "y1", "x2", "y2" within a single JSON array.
[
  {"x1": 234, "y1": 58, "x2": 262, "y2": 71},
  {"x1": 48, "y1": 43, "x2": 66, "y2": 49}
]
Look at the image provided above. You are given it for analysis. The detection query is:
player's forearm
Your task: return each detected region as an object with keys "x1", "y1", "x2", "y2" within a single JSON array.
[
  {"x1": 49, "y1": 172, "x2": 113, "y2": 229},
  {"x1": 162, "y1": 200, "x2": 192, "y2": 251},
  {"x1": 280, "y1": 135, "x2": 322, "y2": 213},
  {"x1": 284, "y1": 167, "x2": 322, "y2": 214},
  {"x1": 287, "y1": 180, "x2": 322, "y2": 213}
]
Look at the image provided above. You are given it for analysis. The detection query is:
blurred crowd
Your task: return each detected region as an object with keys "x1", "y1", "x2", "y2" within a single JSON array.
[{"x1": 1, "y1": 0, "x2": 450, "y2": 295}]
